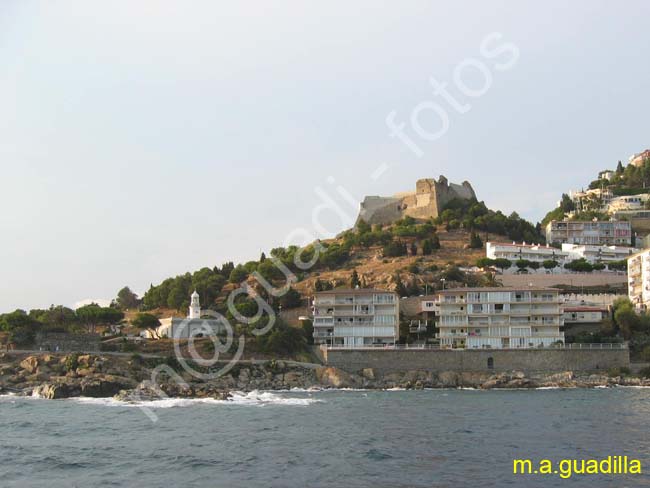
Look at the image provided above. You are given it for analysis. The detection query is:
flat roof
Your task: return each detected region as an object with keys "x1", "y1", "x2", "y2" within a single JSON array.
[
  {"x1": 314, "y1": 288, "x2": 395, "y2": 295},
  {"x1": 563, "y1": 306, "x2": 608, "y2": 312},
  {"x1": 439, "y1": 287, "x2": 559, "y2": 294}
]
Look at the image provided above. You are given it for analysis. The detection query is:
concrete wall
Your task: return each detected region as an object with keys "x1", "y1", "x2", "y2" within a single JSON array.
[{"x1": 323, "y1": 347, "x2": 629, "y2": 374}]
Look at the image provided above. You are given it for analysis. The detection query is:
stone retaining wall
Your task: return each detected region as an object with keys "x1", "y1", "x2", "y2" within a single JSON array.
[
  {"x1": 35, "y1": 332, "x2": 101, "y2": 352},
  {"x1": 322, "y1": 347, "x2": 630, "y2": 374}
]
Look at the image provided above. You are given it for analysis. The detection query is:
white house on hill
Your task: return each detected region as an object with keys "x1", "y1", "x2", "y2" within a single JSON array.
[{"x1": 144, "y1": 290, "x2": 226, "y2": 339}]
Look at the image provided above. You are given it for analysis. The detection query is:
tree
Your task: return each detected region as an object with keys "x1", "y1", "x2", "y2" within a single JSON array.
[
  {"x1": 564, "y1": 258, "x2": 593, "y2": 273},
  {"x1": 259, "y1": 252, "x2": 266, "y2": 263},
  {"x1": 132, "y1": 313, "x2": 161, "y2": 338},
  {"x1": 350, "y1": 269, "x2": 360, "y2": 288},
  {"x1": 421, "y1": 239, "x2": 433, "y2": 255},
  {"x1": 614, "y1": 306, "x2": 639, "y2": 340},
  {"x1": 382, "y1": 241, "x2": 407, "y2": 258},
  {"x1": 410, "y1": 242, "x2": 418, "y2": 256},
  {"x1": 515, "y1": 259, "x2": 530, "y2": 270},
  {"x1": 616, "y1": 160, "x2": 624, "y2": 174},
  {"x1": 469, "y1": 232, "x2": 483, "y2": 249},
  {"x1": 229, "y1": 265, "x2": 249, "y2": 284},
  {"x1": 278, "y1": 287, "x2": 302, "y2": 309},
  {"x1": 542, "y1": 259, "x2": 559, "y2": 270},
  {"x1": 0, "y1": 310, "x2": 40, "y2": 345},
  {"x1": 301, "y1": 319, "x2": 314, "y2": 345},
  {"x1": 39, "y1": 305, "x2": 78, "y2": 330},
  {"x1": 394, "y1": 276, "x2": 408, "y2": 297},
  {"x1": 356, "y1": 219, "x2": 371, "y2": 234},
  {"x1": 431, "y1": 233, "x2": 441, "y2": 250},
  {"x1": 115, "y1": 286, "x2": 140, "y2": 310},
  {"x1": 476, "y1": 257, "x2": 496, "y2": 268},
  {"x1": 75, "y1": 304, "x2": 124, "y2": 333},
  {"x1": 493, "y1": 258, "x2": 512, "y2": 271}
]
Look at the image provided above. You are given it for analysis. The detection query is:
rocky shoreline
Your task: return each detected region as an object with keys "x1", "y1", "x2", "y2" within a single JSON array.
[{"x1": 1, "y1": 352, "x2": 648, "y2": 401}]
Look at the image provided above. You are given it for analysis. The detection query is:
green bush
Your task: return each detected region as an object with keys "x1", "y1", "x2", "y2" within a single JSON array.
[
  {"x1": 638, "y1": 366, "x2": 650, "y2": 379},
  {"x1": 64, "y1": 353, "x2": 80, "y2": 373}
]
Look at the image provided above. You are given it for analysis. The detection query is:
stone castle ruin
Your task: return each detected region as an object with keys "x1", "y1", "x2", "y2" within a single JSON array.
[{"x1": 357, "y1": 176, "x2": 476, "y2": 226}]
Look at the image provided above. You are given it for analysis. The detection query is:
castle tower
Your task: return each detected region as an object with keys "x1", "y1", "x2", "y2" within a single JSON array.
[{"x1": 189, "y1": 290, "x2": 201, "y2": 319}]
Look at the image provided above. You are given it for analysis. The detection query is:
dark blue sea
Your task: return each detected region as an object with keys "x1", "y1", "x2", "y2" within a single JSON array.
[{"x1": 1, "y1": 388, "x2": 649, "y2": 487}]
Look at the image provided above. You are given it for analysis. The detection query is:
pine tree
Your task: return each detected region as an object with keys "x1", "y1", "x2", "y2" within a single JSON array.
[
  {"x1": 469, "y1": 232, "x2": 483, "y2": 249},
  {"x1": 350, "y1": 269, "x2": 360, "y2": 288},
  {"x1": 314, "y1": 278, "x2": 324, "y2": 292},
  {"x1": 410, "y1": 242, "x2": 418, "y2": 256},
  {"x1": 431, "y1": 233, "x2": 441, "y2": 250},
  {"x1": 616, "y1": 160, "x2": 624, "y2": 174},
  {"x1": 394, "y1": 277, "x2": 408, "y2": 297},
  {"x1": 260, "y1": 252, "x2": 266, "y2": 263},
  {"x1": 422, "y1": 239, "x2": 432, "y2": 255}
]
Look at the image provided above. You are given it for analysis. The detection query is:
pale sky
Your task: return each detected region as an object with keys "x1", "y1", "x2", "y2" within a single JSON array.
[{"x1": 1, "y1": 0, "x2": 649, "y2": 312}]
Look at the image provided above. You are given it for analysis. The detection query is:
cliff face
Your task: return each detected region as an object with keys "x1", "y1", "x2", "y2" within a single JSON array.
[{"x1": 357, "y1": 175, "x2": 476, "y2": 226}]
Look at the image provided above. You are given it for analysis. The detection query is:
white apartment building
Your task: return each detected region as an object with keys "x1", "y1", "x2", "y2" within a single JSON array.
[
  {"x1": 561, "y1": 243, "x2": 638, "y2": 263},
  {"x1": 312, "y1": 288, "x2": 399, "y2": 346},
  {"x1": 545, "y1": 220, "x2": 632, "y2": 246},
  {"x1": 607, "y1": 194, "x2": 650, "y2": 213},
  {"x1": 486, "y1": 242, "x2": 568, "y2": 265},
  {"x1": 436, "y1": 287, "x2": 565, "y2": 349},
  {"x1": 628, "y1": 250, "x2": 650, "y2": 311},
  {"x1": 485, "y1": 242, "x2": 635, "y2": 270},
  {"x1": 562, "y1": 306, "x2": 607, "y2": 324}
]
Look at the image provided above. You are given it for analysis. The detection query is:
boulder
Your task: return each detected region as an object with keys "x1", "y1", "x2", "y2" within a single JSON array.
[
  {"x1": 33, "y1": 381, "x2": 81, "y2": 399},
  {"x1": 315, "y1": 367, "x2": 356, "y2": 388},
  {"x1": 80, "y1": 378, "x2": 130, "y2": 398},
  {"x1": 361, "y1": 368, "x2": 375, "y2": 380},
  {"x1": 438, "y1": 371, "x2": 459, "y2": 387},
  {"x1": 283, "y1": 371, "x2": 304, "y2": 387},
  {"x1": 20, "y1": 356, "x2": 39, "y2": 374}
]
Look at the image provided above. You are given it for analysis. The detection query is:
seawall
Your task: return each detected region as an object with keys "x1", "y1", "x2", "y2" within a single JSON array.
[{"x1": 322, "y1": 347, "x2": 630, "y2": 374}]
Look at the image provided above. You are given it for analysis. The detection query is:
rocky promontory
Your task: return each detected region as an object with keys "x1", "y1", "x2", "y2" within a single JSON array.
[{"x1": 0, "y1": 352, "x2": 648, "y2": 401}]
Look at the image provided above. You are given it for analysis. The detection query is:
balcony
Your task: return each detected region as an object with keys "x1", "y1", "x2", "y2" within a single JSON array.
[{"x1": 409, "y1": 321, "x2": 428, "y2": 333}]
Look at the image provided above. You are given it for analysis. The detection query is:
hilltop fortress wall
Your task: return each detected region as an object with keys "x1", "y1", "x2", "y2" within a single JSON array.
[{"x1": 357, "y1": 175, "x2": 476, "y2": 226}]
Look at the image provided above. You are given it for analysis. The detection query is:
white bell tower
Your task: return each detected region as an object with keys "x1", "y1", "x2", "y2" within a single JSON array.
[{"x1": 189, "y1": 290, "x2": 201, "y2": 319}]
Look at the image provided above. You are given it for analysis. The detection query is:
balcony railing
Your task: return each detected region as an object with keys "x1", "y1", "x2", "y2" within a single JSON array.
[{"x1": 322, "y1": 343, "x2": 627, "y2": 351}]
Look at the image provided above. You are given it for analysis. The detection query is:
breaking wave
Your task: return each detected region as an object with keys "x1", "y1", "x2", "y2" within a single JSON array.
[{"x1": 69, "y1": 390, "x2": 320, "y2": 408}]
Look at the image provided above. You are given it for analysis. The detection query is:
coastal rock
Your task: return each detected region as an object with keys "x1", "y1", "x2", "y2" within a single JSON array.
[
  {"x1": 80, "y1": 378, "x2": 131, "y2": 398},
  {"x1": 361, "y1": 368, "x2": 375, "y2": 380},
  {"x1": 282, "y1": 372, "x2": 304, "y2": 387},
  {"x1": 315, "y1": 367, "x2": 356, "y2": 388},
  {"x1": 458, "y1": 372, "x2": 490, "y2": 387},
  {"x1": 33, "y1": 382, "x2": 81, "y2": 399},
  {"x1": 20, "y1": 356, "x2": 40, "y2": 374},
  {"x1": 438, "y1": 371, "x2": 459, "y2": 387}
]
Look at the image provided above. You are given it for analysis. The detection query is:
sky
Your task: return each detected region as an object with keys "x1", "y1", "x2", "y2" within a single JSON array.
[{"x1": 1, "y1": 0, "x2": 649, "y2": 312}]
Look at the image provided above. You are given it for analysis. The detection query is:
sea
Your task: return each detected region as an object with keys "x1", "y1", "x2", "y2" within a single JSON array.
[{"x1": 1, "y1": 387, "x2": 649, "y2": 487}]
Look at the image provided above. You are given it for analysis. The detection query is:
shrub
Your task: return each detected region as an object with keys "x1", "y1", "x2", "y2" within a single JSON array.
[
  {"x1": 121, "y1": 342, "x2": 138, "y2": 353},
  {"x1": 64, "y1": 353, "x2": 80, "y2": 373},
  {"x1": 383, "y1": 241, "x2": 408, "y2": 258},
  {"x1": 638, "y1": 366, "x2": 650, "y2": 379}
]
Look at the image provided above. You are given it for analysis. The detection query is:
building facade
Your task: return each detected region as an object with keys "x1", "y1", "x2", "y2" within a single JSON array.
[
  {"x1": 545, "y1": 220, "x2": 632, "y2": 246},
  {"x1": 312, "y1": 288, "x2": 399, "y2": 346},
  {"x1": 486, "y1": 242, "x2": 568, "y2": 265},
  {"x1": 562, "y1": 306, "x2": 607, "y2": 324},
  {"x1": 145, "y1": 290, "x2": 226, "y2": 339},
  {"x1": 485, "y1": 241, "x2": 636, "y2": 270},
  {"x1": 436, "y1": 287, "x2": 565, "y2": 349},
  {"x1": 628, "y1": 249, "x2": 650, "y2": 311}
]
